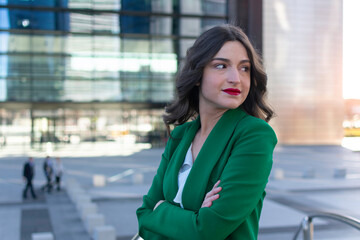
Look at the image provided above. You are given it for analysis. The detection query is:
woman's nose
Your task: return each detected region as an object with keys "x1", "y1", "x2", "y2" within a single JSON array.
[{"x1": 227, "y1": 68, "x2": 241, "y2": 84}]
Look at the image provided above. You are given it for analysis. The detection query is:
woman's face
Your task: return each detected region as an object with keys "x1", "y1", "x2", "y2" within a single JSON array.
[{"x1": 199, "y1": 41, "x2": 251, "y2": 113}]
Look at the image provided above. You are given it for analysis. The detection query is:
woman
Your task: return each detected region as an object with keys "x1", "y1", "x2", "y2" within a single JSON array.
[{"x1": 136, "y1": 24, "x2": 277, "y2": 240}]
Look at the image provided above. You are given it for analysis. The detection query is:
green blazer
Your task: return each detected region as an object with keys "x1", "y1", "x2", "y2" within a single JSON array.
[{"x1": 136, "y1": 108, "x2": 277, "y2": 240}]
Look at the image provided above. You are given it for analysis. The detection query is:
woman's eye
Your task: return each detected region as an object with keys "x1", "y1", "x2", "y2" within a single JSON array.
[
  {"x1": 240, "y1": 66, "x2": 250, "y2": 72},
  {"x1": 215, "y1": 64, "x2": 226, "y2": 69}
]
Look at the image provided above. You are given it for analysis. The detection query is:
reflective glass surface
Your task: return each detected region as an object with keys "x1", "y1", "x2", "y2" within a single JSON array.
[
  {"x1": 0, "y1": 33, "x2": 178, "y2": 102},
  {"x1": 0, "y1": 0, "x2": 228, "y2": 146},
  {"x1": 180, "y1": 0, "x2": 227, "y2": 15}
]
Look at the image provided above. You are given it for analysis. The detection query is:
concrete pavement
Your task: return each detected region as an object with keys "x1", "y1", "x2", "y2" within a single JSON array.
[{"x1": 0, "y1": 143, "x2": 360, "y2": 240}]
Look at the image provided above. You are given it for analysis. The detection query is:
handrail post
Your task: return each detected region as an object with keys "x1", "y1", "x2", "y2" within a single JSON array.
[
  {"x1": 302, "y1": 217, "x2": 314, "y2": 240},
  {"x1": 293, "y1": 212, "x2": 360, "y2": 240}
]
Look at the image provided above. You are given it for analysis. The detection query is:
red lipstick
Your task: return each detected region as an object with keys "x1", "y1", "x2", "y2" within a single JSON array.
[{"x1": 222, "y1": 88, "x2": 241, "y2": 96}]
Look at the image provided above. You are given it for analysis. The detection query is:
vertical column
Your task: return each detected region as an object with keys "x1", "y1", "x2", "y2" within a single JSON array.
[{"x1": 227, "y1": 0, "x2": 263, "y2": 53}]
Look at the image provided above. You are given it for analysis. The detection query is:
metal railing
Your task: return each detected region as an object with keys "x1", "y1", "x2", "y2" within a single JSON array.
[
  {"x1": 293, "y1": 212, "x2": 360, "y2": 240},
  {"x1": 131, "y1": 233, "x2": 142, "y2": 240},
  {"x1": 132, "y1": 212, "x2": 360, "y2": 240}
]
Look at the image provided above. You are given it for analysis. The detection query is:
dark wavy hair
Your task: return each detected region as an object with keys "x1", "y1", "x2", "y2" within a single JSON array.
[{"x1": 163, "y1": 24, "x2": 274, "y2": 129}]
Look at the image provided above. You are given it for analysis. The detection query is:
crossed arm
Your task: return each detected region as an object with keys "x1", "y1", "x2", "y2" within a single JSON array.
[
  {"x1": 136, "y1": 122, "x2": 276, "y2": 239},
  {"x1": 153, "y1": 180, "x2": 222, "y2": 211}
]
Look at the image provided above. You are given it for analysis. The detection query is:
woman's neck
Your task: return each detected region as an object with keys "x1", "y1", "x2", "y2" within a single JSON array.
[
  {"x1": 198, "y1": 108, "x2": 227, "y2": 137},
  {"x1": 191, "y1": 107, "x2": 227, "y2": 161}
]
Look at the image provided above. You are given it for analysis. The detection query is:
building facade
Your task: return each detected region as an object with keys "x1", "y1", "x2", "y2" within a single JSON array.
[
  {"x1": 263, "y1": 0, "x2": 344, "y2": 144},
  {"x1": 0, "y1": 0, "x2": 344, "y2": 148},
  {"x1": 0, "y1": 0, "x2": 228, "y2": 147}
]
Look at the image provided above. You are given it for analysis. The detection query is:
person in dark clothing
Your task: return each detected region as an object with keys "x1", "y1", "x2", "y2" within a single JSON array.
[
  {"x1": 23, "y1": 157, "x2": 37, "y2": 199},
  {"x1": 42, "y1": 156, "x2": 53, "y2": 193}
]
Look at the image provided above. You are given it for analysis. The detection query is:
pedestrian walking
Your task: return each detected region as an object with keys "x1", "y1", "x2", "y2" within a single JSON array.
[
  {"x1": 54, "y1": 157, "x2": 64, "y2": 191},
  {"x1": 22, "y1": 157, "x2": 37, "y2": 199},
  {"x1": 42, "y1": 156, "x2": 53, "y2": 193}
]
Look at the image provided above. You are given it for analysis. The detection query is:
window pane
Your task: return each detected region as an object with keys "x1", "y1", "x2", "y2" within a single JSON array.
[
  {"x1": 68, "y1": 0, "x2": 93, "y2": 9},
  {"x1": 65, "y1": 35, "x2": 92, "y2": 55},
  {"x1": 92, "y1": 80, "x2": 121, "y2": 101},
  {"x1": 92, "y1": 0, "x2": 121, "y2": 10},
  {"x1": 70, "y1": 12, "x2": 93, "y2": 33},
  {"x1": 0, "y1": 33, "x2": 9, "y2": 53},
  {"x1": 7, "y1": 9, "x2": 69, "y2": 31},
  {"x1": 122, "y1": 71, "x2": 150, "y2": 102},
  {"x1": 8, "y1": 35, "x2": 31, "y2": 53},
  {"x1": 121, "y1": 0, "x2": 151, "y2": 12},
  {"x1": 0, "y1": 8, "x2": 10, "y2": 30},
  {"x1": 123, "y1": 38, "x2": 150, "y2": 53},
  {"x1": 202, "y1": 18, "x2": 227, "y2": 31},
  {"x1": 151, "y1": 39, "x2": 174, "y2": 54},
  {"x1": 203, "y1": 0, "x2": 227, "y2": 16},
  {"x1": 180, "y1": 18, "x2": 202, "y2": 36},
  {"x1": 151, "y1": 73, "x2": 174, "y2": 102},
  {"x1": 63, "y1": 80, "x2": 93, "y2": 102},
  {"x1": 181, "y1": 0, "x2": 202, "y2": 14},
  {"x1": 179, "y1": 39, "x2": 195, "y2": 58},
  {"x1": 150, "y1": 17, "x2": 172, "y2": 35},
  {"x1": 151, "y1": 0, "x2": 173, "y2": 13},
  {"x1": 94, "y1": 36, "x2": 121, "y2": 57},
  {"x1": 93, "y1": 13, "x2": 120, "y2": 34},
  {"x1": 180, "y1": 0, "x2": 227, "y2": 16},
  {"x1": 0, "y1": 55, "x2": 8, "y2": 78},
  {"x1": 5, "y1": 34, "x2": 64, "y2": 54},
  {"x1": 32, "y1": 35, "x2": 64, "y2": 53},
  {"x1": 120, "y1": 15, "x2": 150, "y2": 34}
]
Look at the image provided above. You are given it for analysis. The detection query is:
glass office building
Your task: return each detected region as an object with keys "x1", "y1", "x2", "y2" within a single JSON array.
[
  {"x1": 0, "y1": 0, "x2": 345, "y2": 149},
  {"x1": 0, "y1": 0, "x2": 228, "y2": 147}
]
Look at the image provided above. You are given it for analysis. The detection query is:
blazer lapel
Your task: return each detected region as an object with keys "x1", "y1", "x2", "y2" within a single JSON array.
[
  {"x1": 163, "y1": 117, "x2": 200, "y2": 202},
  {"x1": 182, "y1": 108, "x2": 247, "y2": 210}
]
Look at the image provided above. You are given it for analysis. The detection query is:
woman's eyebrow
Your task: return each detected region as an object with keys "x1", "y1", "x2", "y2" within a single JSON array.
[
  {"x1": 211, "y1": 58, "x2": 250, "y2": 64},
  {"x1": 212, "y1": 57, "x2": 231, "y2": 63}
]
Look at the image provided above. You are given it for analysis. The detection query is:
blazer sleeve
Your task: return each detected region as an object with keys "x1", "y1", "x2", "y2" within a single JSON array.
[
  {"x1": 137, "y1": 119, "x2": 277, "y2": 240},
  {"x1": 136, "y1": 126, "x2": 184, "y2": 239},
  {"x1": 136, "y1": 152, "x2": 170, "y2": 239}
]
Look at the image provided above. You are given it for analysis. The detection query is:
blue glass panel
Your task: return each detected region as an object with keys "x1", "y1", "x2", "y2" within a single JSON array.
[
  {"x1": 7, "y1": 0, "x2": 69, "y2": 31},
  {"x1": 0, "y1": 7, "x2": 9, "y2": 29},
  {"x1": 120, "y1": 0, "x2": 151, "y2": 34}
]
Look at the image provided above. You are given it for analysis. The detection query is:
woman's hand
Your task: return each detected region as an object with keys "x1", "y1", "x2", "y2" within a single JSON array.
[
  {"x1": 201, "y1": 180, "x2": 222, "y2": 208},
  {"x1": 153, "y1": 200, "x2": 165, "y2": 210}
]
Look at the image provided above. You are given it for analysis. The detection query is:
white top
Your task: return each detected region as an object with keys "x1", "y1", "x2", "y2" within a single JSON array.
[
  {"x1": 173, "y1": 144, "x2": 194, "y2": 208},
  {"x1": 54, "y1": 161, "x2": 64, "y2": 176}
]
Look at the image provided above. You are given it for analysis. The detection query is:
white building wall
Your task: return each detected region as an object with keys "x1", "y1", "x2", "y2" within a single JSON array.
[{"x1": 264, "y1": 0, "x2": 344, "y2": 144}]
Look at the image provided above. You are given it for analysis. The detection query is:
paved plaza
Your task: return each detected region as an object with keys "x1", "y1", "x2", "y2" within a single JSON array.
[{"x1": 0, "y1": 142, "x2": 360, "y2": 240}]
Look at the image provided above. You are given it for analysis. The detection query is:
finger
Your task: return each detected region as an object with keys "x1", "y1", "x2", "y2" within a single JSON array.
[
  {"x1": 212, "y1": 180, "x2": 221, "y2": 189},
  {"x1": 202, "y1": 202, "x2": 211, "y2": 208},
  {"x1": 202, "y1": 198, "x2": 213, "y2": 208},
  {"x1": 202, "y1": 194, "x2": 220, "y2": 208},
  {"x1": 209, "y1": 194, "x2": 220, "y2": 201},
  {"x1": 206, "y1": 186, "x2": 222, "y2": 198},
  {"x1": 205, "y1": 188, "x2": 220, "y2": 199},
  {"x1": 203, "y1": 193, "x2": 220, "y2": 205},
  {"x1": 213, "y1": 186, "x2": 222, "y2": 194},
  {"x1": 202, "y1": 200, "x2": 210, "y2": 207},
  {"x1": 205, "y1": 181, "x2": 221, "y2": 197},
  {"x1": 153, "y1": 200, "x2": 165, "y2": 210}
]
